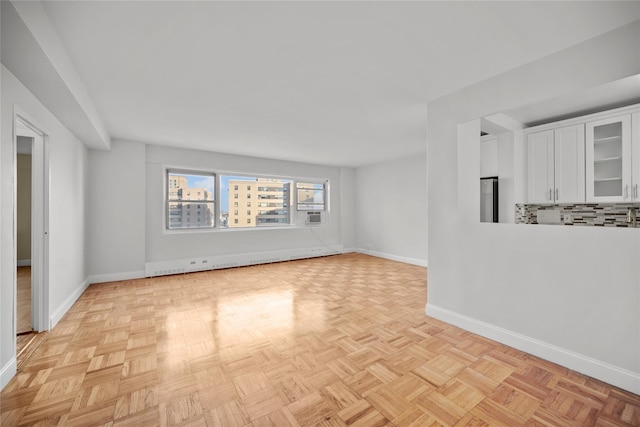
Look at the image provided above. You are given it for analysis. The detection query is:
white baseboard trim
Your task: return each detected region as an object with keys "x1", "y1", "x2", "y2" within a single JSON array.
[
  {"x1": 356, "y1": 248, "x2": 427, "y2": 267},
  {"x1": 341, "y1": 247, "x2": 358, "y2": 254},
  {"x1": 50, "y1": 278, "x2": 90, "y2": 329},
  {"x1": 426, "y1": 303, "x2": 640, "y2": 395},
  {"x1": 17, "y1": 259, "x2": 31, "y2": 267},
  {"x1": 1, "y1": 357, "x2": 17, "y2": 391},
  {"x1": 88, "y1": 270, "x2": 145, "y2": 285}
]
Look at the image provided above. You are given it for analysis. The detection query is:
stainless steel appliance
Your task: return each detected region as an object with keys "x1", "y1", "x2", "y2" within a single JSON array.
[{"x1": 480, "y1": 177, "x2": 499, "y2": 223}]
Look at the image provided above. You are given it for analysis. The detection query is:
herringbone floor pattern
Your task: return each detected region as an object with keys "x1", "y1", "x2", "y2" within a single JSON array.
[{"x1": 1, "y1": 254, "x2": 638, "y2": 426}]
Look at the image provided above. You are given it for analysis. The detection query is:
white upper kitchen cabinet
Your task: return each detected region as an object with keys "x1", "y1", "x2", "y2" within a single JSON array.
[
  {"x1": 480, "y1": 135, "x2": 498, "y2": 178},
  {"x1": 528, "y1": 130, "x2": 554, "y2": 203},
  {"x1": 527, "y1": 124, "x2": 585, "y2": 204},
  {"x1": 554, "y1": 124, "x2": 586, "y2": 203},
  {"x1": 585, "y1": 111, "x2": 638, "y2": 202}
]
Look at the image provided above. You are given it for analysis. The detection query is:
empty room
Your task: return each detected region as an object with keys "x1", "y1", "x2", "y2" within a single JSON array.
[{"x1": 1, "y1": 1, "x2": 639, "y2": 426}]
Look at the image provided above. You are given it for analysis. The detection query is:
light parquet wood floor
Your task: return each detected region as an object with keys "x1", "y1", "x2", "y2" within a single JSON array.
[
  {"x1": 1, "y1": 254, "x2": 638, "y2": 426},
  {"x1": 16, "y1": 333, "x2": 41, "y2": 368},
  {"x1": 17, "y1": 266, "x2": 32, "y2": 335}
]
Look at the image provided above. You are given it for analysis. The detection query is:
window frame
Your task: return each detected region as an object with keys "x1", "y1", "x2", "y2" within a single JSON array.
[{"x1": 164, "y1": 166, "x2": 330, "y2": 233}]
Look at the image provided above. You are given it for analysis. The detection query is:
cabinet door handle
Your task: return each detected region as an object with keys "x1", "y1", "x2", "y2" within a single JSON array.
[
  {"x1": 635, "y1": 184, "x2": 638, "y2": 199},
  {"x1": 555, "y1": 188, "x2": 559, "y2": 201},
  {"x1": 625, "y1": 185, "x2": 629, "y2": 199},
  {"x1": 549, "y1": 189, "x2": 552, "y2": 201}
]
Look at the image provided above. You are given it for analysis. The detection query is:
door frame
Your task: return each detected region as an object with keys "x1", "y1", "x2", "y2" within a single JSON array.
[{"x1": 14, "y1": 108, "x2": 50, "y2": 333}]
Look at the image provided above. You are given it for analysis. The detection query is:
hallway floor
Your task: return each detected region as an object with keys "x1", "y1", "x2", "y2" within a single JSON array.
[{"x1": 17, "y1": 266, "x2": 31, "y2": 335}]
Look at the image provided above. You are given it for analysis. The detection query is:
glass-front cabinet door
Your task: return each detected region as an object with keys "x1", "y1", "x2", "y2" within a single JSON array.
[{"x1": 586, "y1": 114, "x2": 632, "y2": 202}]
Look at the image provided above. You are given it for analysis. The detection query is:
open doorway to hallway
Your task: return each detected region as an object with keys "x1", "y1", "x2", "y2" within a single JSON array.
[
  {"x1": 14, "y1": 116, "x2": 49, "y2": 361},
  {"x1": 16, "y1": 135, "x2": 34, "y2": 353},
  {"x1": 16, "y1": 135, "x2": 33, "y2": 338}
]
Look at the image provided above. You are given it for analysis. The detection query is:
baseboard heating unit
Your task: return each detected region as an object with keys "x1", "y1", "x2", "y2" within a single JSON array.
[{"x1": 144, "y1": 245, "x2": 343, "y2": 277}]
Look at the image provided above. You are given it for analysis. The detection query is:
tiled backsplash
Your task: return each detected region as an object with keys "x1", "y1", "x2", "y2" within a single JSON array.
[{"x1": 515, "y1": 203, "x2": 640, "y2": 227}]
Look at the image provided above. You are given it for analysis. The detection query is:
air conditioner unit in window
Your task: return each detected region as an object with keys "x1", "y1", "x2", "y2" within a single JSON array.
[{"x1": 306, "y1": 211, "x2": 322, "y2": 225}]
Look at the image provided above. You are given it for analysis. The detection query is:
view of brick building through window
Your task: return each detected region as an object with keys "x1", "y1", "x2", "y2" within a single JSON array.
[
  {"x1": 167, "y1": 173, "x2": 325, "y2": 229},
  {"x1": 226, "y1": 178, "x2": 291, "y2": 228},
  {"x1": 167, "y1": 174, "x2": 214, "y2": 229}
]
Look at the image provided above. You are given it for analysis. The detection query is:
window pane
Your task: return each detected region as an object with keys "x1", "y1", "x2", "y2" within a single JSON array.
[
  {"x1": 167, "y1": 201, "x2": 214, "y2": 229},
  {"x1": 221, "y1": 175, "x2": 292, "y2": 228},
  {"x1": 297, "y1": 182, "x2": 326, "y2": 211},
  {"x1": 167, "y1": 171, "x2": 215, "y2": 229},
  {"x1": 168, "y1": 173, "x2": 214, "y2": 201}
]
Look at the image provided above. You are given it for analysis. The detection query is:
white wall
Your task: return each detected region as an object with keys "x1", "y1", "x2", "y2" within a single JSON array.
[
  {"x1": 355, "y1": 154, "x2": 428, "y2": 266},
  {"x1": 88, "y1": 140, "x2": 146, "y2": 282},
  {"x1": 48, "y1": 121, "x2": 89, "y2": 326},
  {"x1": 339, "y1": 167, "x2": 356, "y2": 252},
  {"x1": 497, "y1": 132, "x2": 515, "y2": 224},
  {"x1": 1, "y1": 65, "x2": 89, "y2": 388},
  {"x1": 427, "y1": 22, "x2": 640, "y2": 393},
  {"x1": 87, "y1": 142, "x2": 354, "y2": 278}
]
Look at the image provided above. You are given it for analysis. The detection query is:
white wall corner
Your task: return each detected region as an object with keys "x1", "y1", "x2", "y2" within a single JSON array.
[
  {"x1": 49, "y1": 277, "x2": 90, "y2": 329},
  {"x1": 88, "y1": 271, "x2": 145, "y2": 285},
  {"x1": 357, "y1": 248, "x2": 428, "y2": 268},
  {"x1": 425, "y1": 303, "x2": 640, "y2": 395},
  {"x1": 0, "y1": 357, "x2": 17, "y2": 391}
]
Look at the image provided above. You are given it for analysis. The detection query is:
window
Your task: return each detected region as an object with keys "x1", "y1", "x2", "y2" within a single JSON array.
[
  {"x1": 167, "y1": 171, "x2": 214, "y2": 230},
  {"x1": 297, "y1": 182, "x2": 326, "y2": 211},
  {"x1": 166, "y1": 170, "x2": 327, "y2": 231},
  {"x1": 221, "y1": 175, "x2": 292, "y2": 228}
]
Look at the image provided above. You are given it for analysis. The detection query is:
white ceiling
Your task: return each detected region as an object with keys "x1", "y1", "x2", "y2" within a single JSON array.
[{"x1": 28, "y1": 2, "x2": 640, "y2": 167}]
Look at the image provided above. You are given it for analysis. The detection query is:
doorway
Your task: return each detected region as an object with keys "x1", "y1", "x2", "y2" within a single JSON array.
[
  {"x1": 14, "y1": 116, "x2": 49, "y2": 359},
  {"x1": 16, "y1": 135, "x2": 33, "y2": 336}
]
